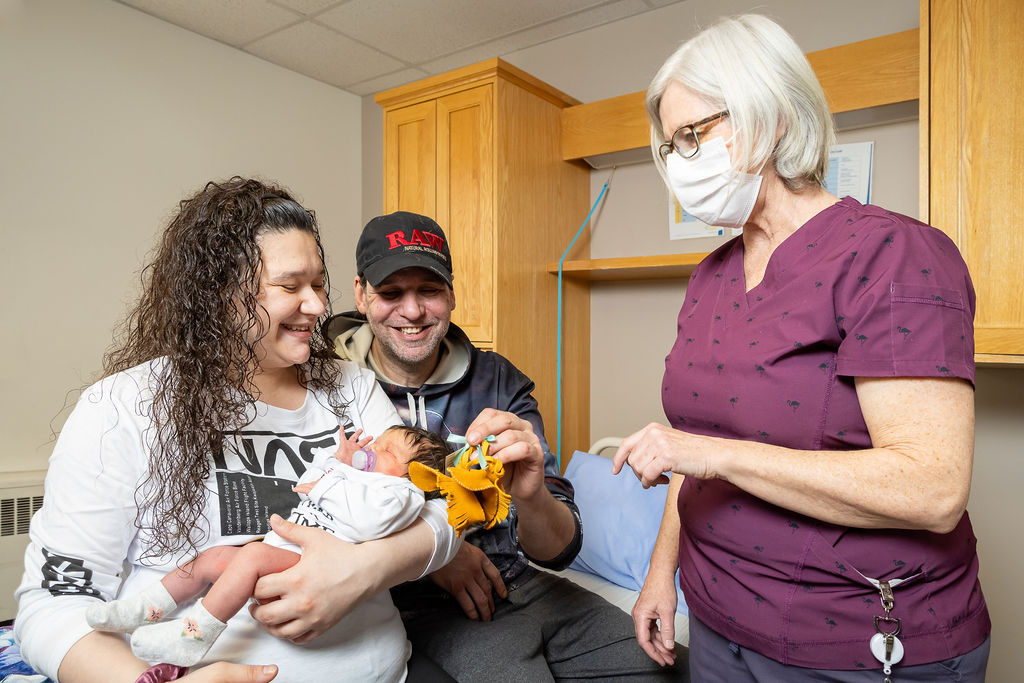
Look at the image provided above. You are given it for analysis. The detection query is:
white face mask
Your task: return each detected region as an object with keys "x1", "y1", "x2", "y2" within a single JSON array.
[{"x1": 665, "y1": 136, "x2": 762, "y2": 229}]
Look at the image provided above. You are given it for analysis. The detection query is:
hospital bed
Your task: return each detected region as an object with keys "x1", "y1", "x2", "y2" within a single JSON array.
[{"x1": 550, "y1": 440, "x2": 689, "y2": 646}]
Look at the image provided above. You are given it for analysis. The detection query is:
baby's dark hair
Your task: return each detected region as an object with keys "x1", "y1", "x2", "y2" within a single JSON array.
[{"x1": 383, "y1": 425, "x2": 449, "y2": 472}]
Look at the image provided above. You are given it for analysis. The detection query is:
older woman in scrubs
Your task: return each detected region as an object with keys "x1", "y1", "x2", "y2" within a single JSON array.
[{"x1": 613, "y1": 14, "x2": 990, "y2": 682}]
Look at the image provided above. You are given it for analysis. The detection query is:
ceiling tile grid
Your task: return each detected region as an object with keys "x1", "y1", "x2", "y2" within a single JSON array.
[{"x1": 115, "y1": 0, "x2": 670, "y2": 95}]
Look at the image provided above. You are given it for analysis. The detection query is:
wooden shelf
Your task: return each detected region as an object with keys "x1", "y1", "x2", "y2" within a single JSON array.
[
  {"x1": 975, "y1": 354, "x2": 1024, "y2": 367},
  {"x1": 561, "y1": 29, "x2": 919, "y2": 161},
  {"x1": 547, "y1": 253, "x2": 708, "y2": 280}
]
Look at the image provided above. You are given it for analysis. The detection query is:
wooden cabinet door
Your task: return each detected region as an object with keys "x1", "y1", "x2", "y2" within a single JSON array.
[
  {"x1": 436, "y1": 85, "x2": 494, "y2": 344},
  {"x1": 927, "y1": 0, "x2": 1024, "y2": 357},
  {"x1": 384, "y1": 99, "x2": 436, "y2": 216}
]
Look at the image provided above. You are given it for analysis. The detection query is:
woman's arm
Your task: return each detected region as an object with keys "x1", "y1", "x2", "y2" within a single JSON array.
[
  {"x1": 614, "y1": 376, "x2": 974, "y2": 533},
  {"x1": 58, "y1": 633, "x2": 279, "y2": 683},
  {"x1": 631, "y1": 474, "x2": 683, "y2": 666},
  {"x1": 249, "y1": 512, "x2": 450, "y2": 642},
  {"x1": 15, "y1": 383, "x2": 149, "y2": 680}
]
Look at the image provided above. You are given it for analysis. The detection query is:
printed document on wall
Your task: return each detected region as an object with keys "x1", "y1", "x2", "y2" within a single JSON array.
[
  {"x1": 668, "y1": 196, "x2": 743, "y2": 240},
  {"x1": 825, "y1": 142, "x2": 873, "y2": 204}
]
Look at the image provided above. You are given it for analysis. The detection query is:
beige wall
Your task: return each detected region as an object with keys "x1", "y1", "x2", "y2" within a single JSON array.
[
  {"x1": 0, "y1": 0, "x2": 364, "y2": 472},
  {"x1": 359, "y1": 0, "x2": 1021, "y2": 678}
]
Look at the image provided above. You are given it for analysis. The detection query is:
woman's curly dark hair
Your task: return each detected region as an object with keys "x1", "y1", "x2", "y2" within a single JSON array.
[{"x1": 103, "y1": 177, "x2": 346, "y2": 561}]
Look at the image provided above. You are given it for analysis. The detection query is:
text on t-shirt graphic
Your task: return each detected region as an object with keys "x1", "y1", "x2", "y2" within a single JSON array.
[
  {"x1": 213, "y1": 425, "x2": 341, "y2": 537},
  {"x1": 40, "y1": 547, "x2": 101, "y2": 597}
]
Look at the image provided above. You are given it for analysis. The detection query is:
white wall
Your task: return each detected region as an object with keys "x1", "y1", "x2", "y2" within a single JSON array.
[
  {"x1": 0, "y1": 0, "x2": 364, "y2": 472},
  {"x1": 361, "y1": 1, "x2": 1021, "y2": 679}
]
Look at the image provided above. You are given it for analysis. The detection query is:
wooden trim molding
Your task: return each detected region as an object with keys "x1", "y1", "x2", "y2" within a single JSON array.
[
  {"x1": 561, "y1": 29, "x2": 919, "y2": 161},
  {"x1": 548, "y1": 254, "x2": 708, "y2": 280},
  {"x1": 376, "y1": 58, "x2": 581, "y2": 111}
]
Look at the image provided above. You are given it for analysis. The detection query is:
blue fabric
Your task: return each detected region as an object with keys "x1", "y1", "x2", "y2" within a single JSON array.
[
  {"x1": 0, "y1": 625, "x2": 49, "y2": 682},
  {"x1": 566, "y1": 450, "x2": 687, "y2": 614}
]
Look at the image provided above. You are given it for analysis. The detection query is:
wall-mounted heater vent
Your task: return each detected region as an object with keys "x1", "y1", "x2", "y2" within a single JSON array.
[
  {"x1": 1, "y1": 494, "x2": 43, "y2": 537},
  {"x1": 1, "y1": 470, "x2": 47, "y2": 622}
]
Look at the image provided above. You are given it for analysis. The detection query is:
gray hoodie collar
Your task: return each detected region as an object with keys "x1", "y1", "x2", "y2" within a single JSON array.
[{"x1": 327, "y1": 312, "x2": 471, "y2": 390}]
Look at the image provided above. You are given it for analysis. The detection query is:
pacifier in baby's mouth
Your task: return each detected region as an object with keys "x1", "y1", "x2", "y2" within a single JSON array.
[{"x1": 350, "y1": 449, "x2": 377, "y2": 472}]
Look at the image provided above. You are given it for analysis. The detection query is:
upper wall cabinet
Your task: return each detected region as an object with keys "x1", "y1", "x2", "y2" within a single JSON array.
[
  {"x1": 375, "y1": 59, "x2": 592, "y2": 463},
  {"x1": 924, "y1": 0, "x2": 1024, "y2": 363},
  {"x1": 382, "y1": 85, "x2": 494, "y2": 343}
]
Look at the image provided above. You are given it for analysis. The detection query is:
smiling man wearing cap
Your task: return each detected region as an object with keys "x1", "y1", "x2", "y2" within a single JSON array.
[{"x1": 324, "y1": 211, "x2": 684, "y2": 681}]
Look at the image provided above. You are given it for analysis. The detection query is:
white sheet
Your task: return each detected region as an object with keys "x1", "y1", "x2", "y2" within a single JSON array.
[{"x1": 551, "y1": 567, "x2": 690, "y2": 646}]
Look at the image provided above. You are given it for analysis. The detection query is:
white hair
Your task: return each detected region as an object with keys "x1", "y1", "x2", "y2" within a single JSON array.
[{"x1": 646, "y1": 14, "x2": 834, "y2": 191}]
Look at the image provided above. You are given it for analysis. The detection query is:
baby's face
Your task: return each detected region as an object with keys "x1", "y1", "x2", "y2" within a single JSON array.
[{"x1": 367, "y1": 430, "x2": 413, "y2": 477}]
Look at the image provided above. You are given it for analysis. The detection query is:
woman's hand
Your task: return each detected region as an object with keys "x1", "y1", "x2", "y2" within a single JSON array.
[
  {"x1": 631, "y1": 572, "x2": 679, "y2": 667},
  {"x1": 612, "y1": 422, "x2": 716, "y2": 487},
  {"x1": 182, "y1": 663, "x2": 278, "y2": 682},
  {"x1": 466, "y1": 408, "x2": 545, "y2": 502},
  {"x1": 249, "y1": 515, "x2": 374, "y2": 643}
]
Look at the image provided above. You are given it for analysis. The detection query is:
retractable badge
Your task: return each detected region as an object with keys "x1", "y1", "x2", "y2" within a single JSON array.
[{"x1": 869, "y1": 580, "x2": 904, "y2": 682}]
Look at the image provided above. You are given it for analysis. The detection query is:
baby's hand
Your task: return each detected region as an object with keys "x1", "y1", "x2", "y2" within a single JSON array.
[
  {"x1": 292, "y1": 481, "x2": 316, "y2": 495},
  {"x1": 334, "y1": 427, "x2": 373, "y2": 466}
]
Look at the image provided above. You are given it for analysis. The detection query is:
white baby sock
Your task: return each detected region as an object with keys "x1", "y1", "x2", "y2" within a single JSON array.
[
  {"x1": 86, "y1": 581, "x2": 178, "y2": 633},
  {"x1": 130, "y1": 600, "x2": 228, "y2": 667}
]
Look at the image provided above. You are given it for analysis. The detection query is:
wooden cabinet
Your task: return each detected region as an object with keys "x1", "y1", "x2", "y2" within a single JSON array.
[
  {"x1": 923, "y1": 0, "x2": 1024, "y2": 363},
  {"x1": 376, "y1": 59, "x2": 592, "y2": 465},
  {"x1": 383, "y1": 86, "x2": 494, "y2": 342}
]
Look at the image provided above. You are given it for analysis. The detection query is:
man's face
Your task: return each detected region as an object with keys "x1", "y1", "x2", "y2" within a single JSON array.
[{"x1": 354, "y1": 268, "x2": 455, "y2": 373}]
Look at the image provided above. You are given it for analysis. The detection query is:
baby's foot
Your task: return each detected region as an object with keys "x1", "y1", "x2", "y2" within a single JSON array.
[
  {"x1": 130, "y1": 601, "x2": 227, "y2": 667},
  {"x1": 86, "y1": 582, "x2": 177, "y2": 633}
]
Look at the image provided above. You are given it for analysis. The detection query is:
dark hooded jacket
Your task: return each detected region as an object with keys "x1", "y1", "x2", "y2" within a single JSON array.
[{"x1": 324, "y1": 311, "x2": 582, "y2": 584}]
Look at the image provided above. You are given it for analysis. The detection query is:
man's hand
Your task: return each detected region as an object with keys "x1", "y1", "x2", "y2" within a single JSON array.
[
  {"x1": 249, "y1": 515, "x2": 374, "y2": 643},
  {"x1": 466, "y1": 408, "x2": 545, "y2": 503},
  {"x1": 465, "y1": 408, "x2": 576, "y2": 564},
  {"x1": 429, "y1": 543, "x2": 506, "y2": 621}
]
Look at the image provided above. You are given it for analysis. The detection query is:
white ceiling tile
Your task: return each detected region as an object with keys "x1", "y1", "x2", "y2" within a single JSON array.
[
  {"x1": 420, "y1": 0, "x2": 650, "y2": 75},
  {"x1": 345, "y1": 67, "x2": 433, "y2": 97},
  {"x1": 245, "y1": 21, "x2": 406, "y2": 89},
  {"x1": 270, "y1": 0, "x2": 346, "y2": 16},
  {"x1": 116, "y1": 0, "x2": 301, "y2": 47},
  {"x1": 317, "y1": 0, "x2": 612, "y2": 63}
]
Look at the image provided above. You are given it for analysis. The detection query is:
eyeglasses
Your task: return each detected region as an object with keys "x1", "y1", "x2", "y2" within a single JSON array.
[{"x1": 658, "y1": 110, "x2": 730, "y2": 160}]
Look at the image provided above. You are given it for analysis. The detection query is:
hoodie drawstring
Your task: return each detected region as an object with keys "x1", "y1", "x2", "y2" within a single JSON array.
[{"x1": 406, "y1": 393, "x2": 428, "y2": 429}]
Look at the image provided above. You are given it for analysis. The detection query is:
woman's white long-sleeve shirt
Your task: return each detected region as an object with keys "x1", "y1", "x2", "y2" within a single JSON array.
[{"x1": 14, "y1": 359, "x2": 459, "y2": 682}]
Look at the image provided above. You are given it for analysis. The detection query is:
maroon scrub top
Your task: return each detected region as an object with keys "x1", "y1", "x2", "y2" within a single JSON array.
[{"x1": 662, "y1": 197, "x2": 989, "y2": 669}]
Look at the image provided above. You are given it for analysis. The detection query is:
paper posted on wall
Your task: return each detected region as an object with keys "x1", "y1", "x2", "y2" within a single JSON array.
[
  {"x1": 825, "y1": 141, "x2": 873, "y2": 204},
  {"x1": 668, "y1": 196, "x2": 743, "y2": 240},
  {"x1": 667, "y1": 141, "x2": 874, "y2": 240}
]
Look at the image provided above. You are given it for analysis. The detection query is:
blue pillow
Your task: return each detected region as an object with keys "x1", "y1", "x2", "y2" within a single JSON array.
[{"x1": 565, "y1": 450, "x2": 687, "y2": 614}]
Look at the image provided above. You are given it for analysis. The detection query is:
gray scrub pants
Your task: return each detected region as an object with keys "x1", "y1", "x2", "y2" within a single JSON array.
[
  {"x1": 398, "y1": 568, "x2": 688, "y2": 682},
  {"x1": 687, "y1": 615, "x2": 989, "y2": 682}
]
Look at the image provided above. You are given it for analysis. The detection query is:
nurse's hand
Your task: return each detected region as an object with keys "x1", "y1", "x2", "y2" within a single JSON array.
[
  {"x1": 631, "y1": 571, "x2": 678, "y2": 667},
  {"x1": 612, "y1": 422, "x2": 715, "y2": 487}
]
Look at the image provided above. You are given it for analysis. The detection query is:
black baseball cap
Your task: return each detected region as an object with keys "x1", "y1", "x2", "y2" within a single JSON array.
[{"x1": 356, "y1": 211, "x2": 454, "y2": 287}]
